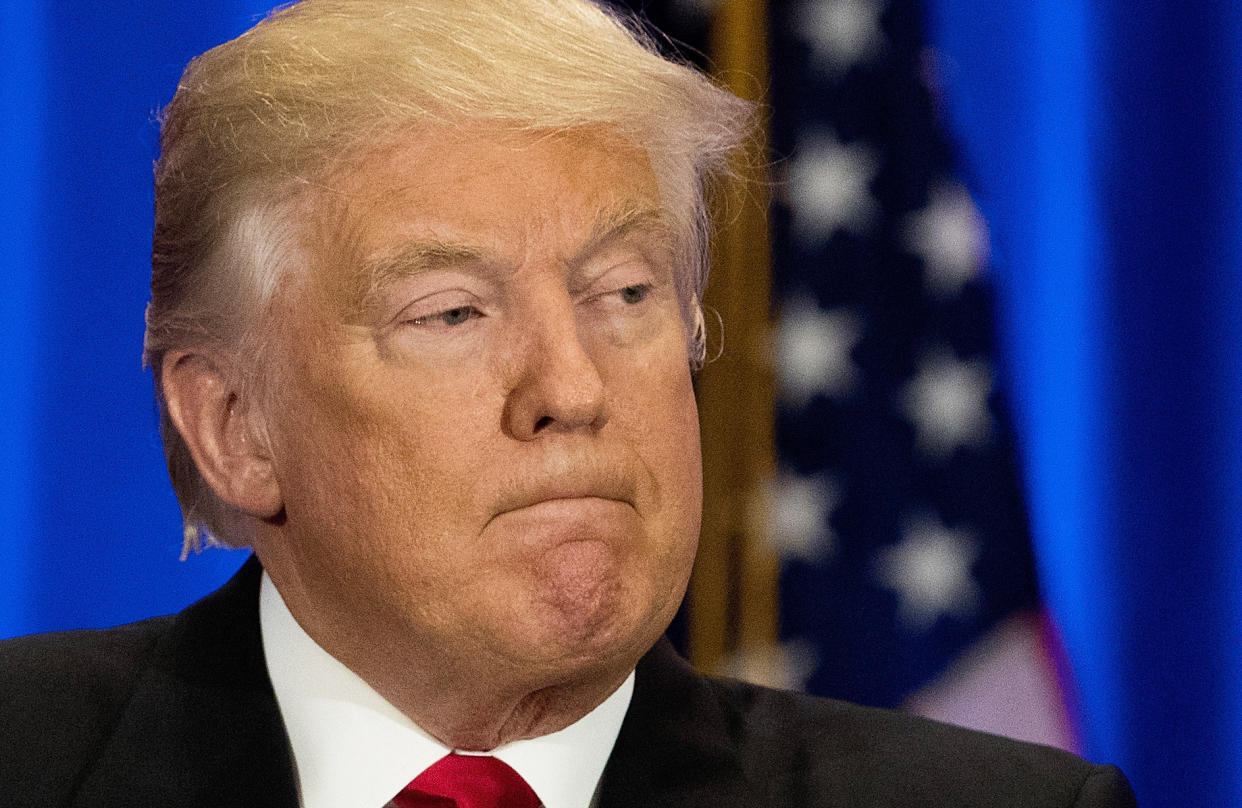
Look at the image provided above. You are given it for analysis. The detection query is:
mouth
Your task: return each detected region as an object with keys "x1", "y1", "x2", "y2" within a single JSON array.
[
  {"x1": 483, "y1": 495, "x2": 637, "y2": 556},
  {"x1": 503, "y1": 495, "x2": 630, "y2": 514},
  {"x1": 486, "y1": 469, "x2": 639, "y2": 528}
]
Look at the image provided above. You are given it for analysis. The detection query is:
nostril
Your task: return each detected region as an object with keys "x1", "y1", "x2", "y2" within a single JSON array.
[{"x1": 533, "y1": 415, "x2": 554, "y2": 433}]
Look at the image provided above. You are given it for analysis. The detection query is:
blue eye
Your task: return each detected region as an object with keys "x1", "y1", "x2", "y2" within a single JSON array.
[
  {"x1": 412, "y1": 306, "x2": 478, "y2": 327},
  {"x1": 440, "y1": 306, "x2": 474, "y2": 325},
  {"x1": 619, "y1": 284, "x2": 649, "y2": 304}
]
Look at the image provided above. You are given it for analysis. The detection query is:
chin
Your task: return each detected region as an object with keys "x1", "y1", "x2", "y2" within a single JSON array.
[
  {"x1": 485, "y1": 535, "x2": 692, "y2": 678},
  {"x1": 515, "y1": 579, "x2": 667, "y2": 676}
]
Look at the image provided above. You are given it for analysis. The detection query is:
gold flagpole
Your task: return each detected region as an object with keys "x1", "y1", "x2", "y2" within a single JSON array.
[{"x1": 689, "y1": 0, "x2": 778, "y2": 675}]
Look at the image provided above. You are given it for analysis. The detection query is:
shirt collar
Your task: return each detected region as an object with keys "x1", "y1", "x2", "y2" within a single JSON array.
[{"x1": 260, "y1": 571, "x2": 633, "y2": 808}]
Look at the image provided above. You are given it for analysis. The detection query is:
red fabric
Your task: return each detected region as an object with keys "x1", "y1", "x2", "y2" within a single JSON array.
[{"x1": 391, "y1": 753, "x2": 541, "y2": 808}]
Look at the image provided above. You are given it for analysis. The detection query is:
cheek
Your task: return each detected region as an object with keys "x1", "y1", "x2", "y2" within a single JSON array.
[
  {"x1": 664, "y1": 378, "x2": 704, "y2": 555},
  {"x1": 270, "y1": 363, "x2": 481, "y2": 547},
  {"x1": 271, "y1": 408, "x2": 490, "y2": 634},
  {"x1": 625, "y1": 369, "x2": 701, "y2": 629},
  {"x1": 617, "y1": 349, "x2": 703, "y2": 545},
  {"x1": 656, "y1": 374, "x2": 702, "y2": 503}
]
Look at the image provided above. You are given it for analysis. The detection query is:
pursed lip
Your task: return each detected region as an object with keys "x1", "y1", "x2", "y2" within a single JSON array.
[{"x1": 487, "y1": 470, "x2": 638, "y2": 527}]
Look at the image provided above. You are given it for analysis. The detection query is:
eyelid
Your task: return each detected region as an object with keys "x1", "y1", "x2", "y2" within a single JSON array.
[
  {"x1": 408, "y1": 303, "x2": 482, "y2": 328},
  {"x1": 400, "y1": 295, "x2": 478, "y2": 318},
  {"x1": 574, "y1": 251, "x2": 661, "y2": 298},
  {"x1": 378, "y1": 273, "x2": 486, "y2": 325}
]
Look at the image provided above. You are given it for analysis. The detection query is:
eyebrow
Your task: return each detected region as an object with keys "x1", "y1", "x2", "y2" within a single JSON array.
[
  {"x1": 576, "y1": 203, "x2": 676, "y2": 262},
  {"x1": 348, "y1": 201, "x2": 675, "y2": 317},
  {"x1": 348, "y1": 241, "x2": 490, "y2": 319}
]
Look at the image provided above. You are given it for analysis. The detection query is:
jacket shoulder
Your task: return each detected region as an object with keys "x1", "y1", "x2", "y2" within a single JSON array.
[
  {"x1": 0, "y1": 616, "x2": 172, "y2": 803},
  {"x1": 611, "y1": 640, "x2": 1134, "y2": 807},
  {"x1": 712, "y1": 676, "x2": 1135, "y2": 807}
]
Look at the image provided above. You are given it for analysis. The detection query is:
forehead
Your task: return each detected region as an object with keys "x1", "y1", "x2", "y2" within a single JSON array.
[{"x1": 307, "y1": 126, "x2": 668, "y2": 310}]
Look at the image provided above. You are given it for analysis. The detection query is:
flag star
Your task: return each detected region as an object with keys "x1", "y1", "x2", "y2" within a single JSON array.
[
  {"x1": 900, "y1": 350, "x2": 993, "y2": 457},
  {"x1": 751, "y1": 470, "x2": 840, "y2": 563},
  {"x1": 722, "y1": 639, "x2": 820, "y2": 691},
  {"x1": 786, "y1": 131, "x2": 880, "y2": 244},
  {"x1": 876, "y1": 516, "x2": 980, "y2": 630},
  {"x1": 794, "y1": 0, "x2": 887, "y2": 79},
  {"x1": 776, "y1": 298, "x2": 863, "y2": 406},
  {"x1": 904, "y1": 182, "x2": 989, "y2": 297}
]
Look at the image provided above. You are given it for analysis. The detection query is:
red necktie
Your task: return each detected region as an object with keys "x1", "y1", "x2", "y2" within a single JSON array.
[{"x1": 391, "y1": 753, "x2": 541, "y2": 808}]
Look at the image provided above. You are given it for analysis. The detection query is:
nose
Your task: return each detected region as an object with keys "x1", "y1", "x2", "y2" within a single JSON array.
[{"x1": 502, "y1": 292, "x2": 608, "y2": 440}]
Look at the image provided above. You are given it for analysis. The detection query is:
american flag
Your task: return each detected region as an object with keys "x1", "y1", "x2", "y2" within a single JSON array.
[
  {"x1": 766, "y1": 0, "x2": 1077, "y2": 746},
  {"x1": 623, "y1": 0, "x2": 1080, "y2": 748}
]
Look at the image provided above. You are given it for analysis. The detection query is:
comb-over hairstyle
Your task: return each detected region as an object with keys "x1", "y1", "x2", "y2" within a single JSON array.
[{"x1": 144, "y1": 0, "x2": 753, "y2": 554}]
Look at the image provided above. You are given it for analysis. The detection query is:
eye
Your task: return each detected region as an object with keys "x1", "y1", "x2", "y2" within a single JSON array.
[
  {"x1": 410, "y1": 305, "x2": 480, "y2": 327},
  {"x1": 618, "y1": 284, "x2": 650, "y2": 304}
]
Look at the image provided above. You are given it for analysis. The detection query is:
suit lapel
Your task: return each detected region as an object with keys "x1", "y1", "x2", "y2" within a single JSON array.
[
  {"x1": 597, "y1": 639, "x2": 763, "y2": 808},
  {"x1": 71, "y1": 557, "x2": 299, "y2": 808},
  {"x1": 62, "y1": 570, "x2": 769, "y2": 807}
]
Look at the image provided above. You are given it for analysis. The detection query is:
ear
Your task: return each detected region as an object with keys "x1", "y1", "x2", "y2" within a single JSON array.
[{"x1": 160, "y1": 350, "x2": 283, "y2": 519}]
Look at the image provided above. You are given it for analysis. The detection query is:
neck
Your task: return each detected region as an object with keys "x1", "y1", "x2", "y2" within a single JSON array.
[{"x1": 376, "y1": 667, "x2": 631, "y2": 751}]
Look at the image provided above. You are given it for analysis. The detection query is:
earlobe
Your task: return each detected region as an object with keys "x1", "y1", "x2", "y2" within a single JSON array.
[{"x1": 161, "y1": 350, "x2": 284, "y2": 519}]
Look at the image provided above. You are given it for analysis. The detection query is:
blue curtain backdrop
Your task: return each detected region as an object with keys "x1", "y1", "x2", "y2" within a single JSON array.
[
  {"x1": 2, "y1": 2, "x2": 1240, "y2": 806},
  {"x1": 0, "y1": 2, "x2": 273, "y2": 638},
  {"x1": 927, "y1": 1, "x2": 1242, "y2": 806}
]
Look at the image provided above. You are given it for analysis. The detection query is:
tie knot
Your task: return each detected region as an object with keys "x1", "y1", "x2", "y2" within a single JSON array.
[{"x1": 393, "y1": 753, "x2": 541, "y2": 808}]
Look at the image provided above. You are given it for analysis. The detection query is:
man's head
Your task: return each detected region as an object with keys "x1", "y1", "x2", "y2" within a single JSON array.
[
  {"x1": 145, "y1": 0, "x2": 749, "y2": 550},
  {"x1": 146, "y1": 0, "x2": 750, "y2": 745}
]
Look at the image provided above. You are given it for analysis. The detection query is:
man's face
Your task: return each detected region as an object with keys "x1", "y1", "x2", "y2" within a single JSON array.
[{"x1": 257, "y1": 127, "x2": 702, "y2": 695}]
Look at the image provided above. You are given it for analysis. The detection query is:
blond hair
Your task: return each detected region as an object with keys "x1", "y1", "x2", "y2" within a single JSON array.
[{"x1": 143, "y1": 0, "x2": 753, "y2": 553}]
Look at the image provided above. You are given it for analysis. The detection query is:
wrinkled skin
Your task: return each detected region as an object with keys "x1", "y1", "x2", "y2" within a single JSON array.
[{"x1": 252, "y1": 127, "x2": 703, "y2": 748}]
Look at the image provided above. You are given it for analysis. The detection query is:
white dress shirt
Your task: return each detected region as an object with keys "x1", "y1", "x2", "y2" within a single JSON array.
[{"x1": 260, "y1": 573, "x2": 634, "y2": 808}]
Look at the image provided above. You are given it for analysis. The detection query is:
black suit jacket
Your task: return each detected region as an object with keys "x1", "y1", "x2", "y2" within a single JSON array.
[{"x1": 1, "y1": 559, "x2": 1135, "y2": 807}]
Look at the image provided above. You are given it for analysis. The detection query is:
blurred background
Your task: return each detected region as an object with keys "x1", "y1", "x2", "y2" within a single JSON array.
[{"x1": 3, "y1": 1, "x2": 1240, "y2": 805}]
